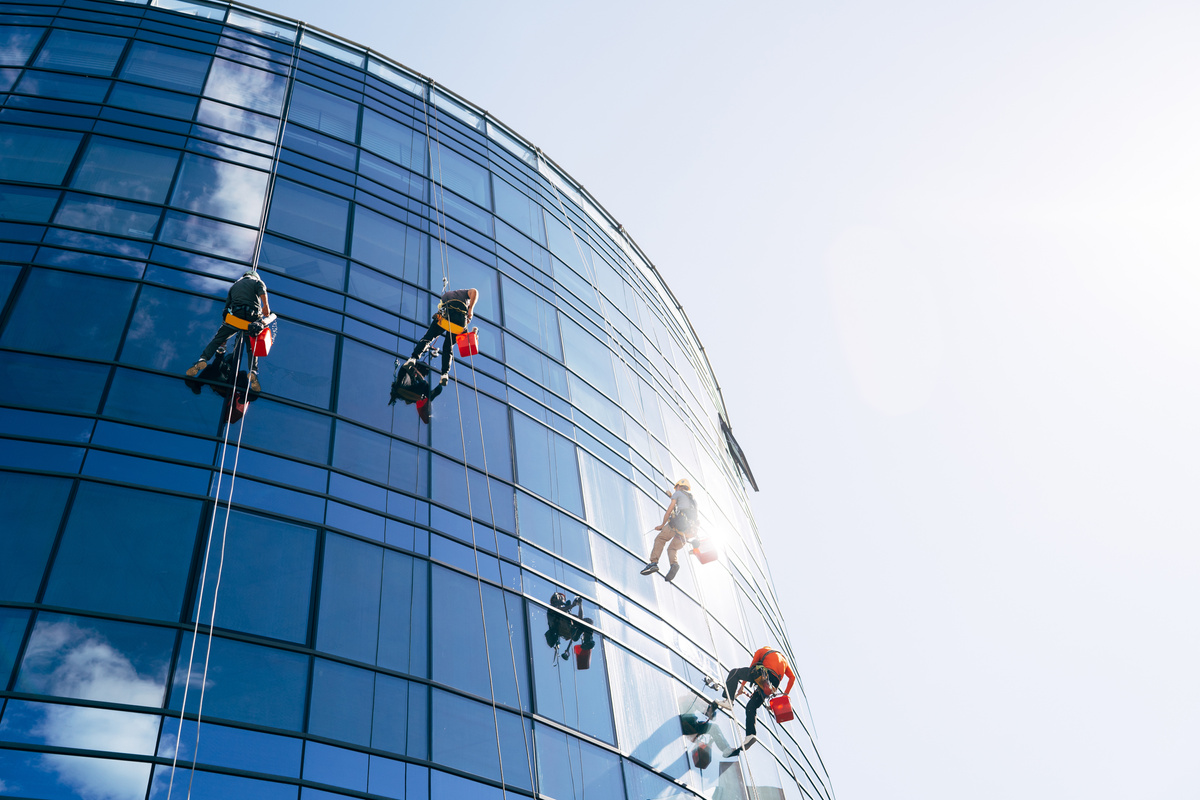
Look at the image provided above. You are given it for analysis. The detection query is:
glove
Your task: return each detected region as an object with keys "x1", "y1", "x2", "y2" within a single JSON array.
[{"x1": 440, "y1": 374, "x2": 449, "y2": 386}]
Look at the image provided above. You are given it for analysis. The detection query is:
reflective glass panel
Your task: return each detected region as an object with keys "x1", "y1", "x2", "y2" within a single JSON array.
[
  {"x1": 2, "y1": 269, "x2": 137, "y2": 360},
  {"x1": 1, "y1": 185, "x2": 60, "y2": 221},
  {"x1": 120, "y1": 285, "x2": 221, "y2": 370},
  {"x1": 15, "y1": 69, "x2": 110, "y2": 101},
  {"x1": 560, "y1": 316, "x2": 618, "y2": 396},
  {"x1": 535, "y1": 724, "x2": 626, "y2": 800},
  {"x1": 308, "y1": 659, "x2": 374, "y2": 747},
  {"x1": 149, "y1": 765, "x2": 299, "y2": 800},
  {"x1": 0, "y1": 124, "x2": 83, "y2": 184},
  {"x1": 0, "y1": 471, "x2": 73, "y2": 602},
  {"x1": 0, "y1": 352, "x2": 110, "y2": 414},
  {"x1": 193, "y1": 510, "x2": 316, "y2": 643},
  {"x1": 43, "y1": 482, "x2": 201, "y2": 621},
  {"x1": 33, "y1": 30, "x2": 126, "y2": 75},
  {"x1": 259, "y1": 235, "x2": 347, "y2": 290},
  {"x1": 203, "y1": 57, "x2": 287, "y2": 115},
  {"x1": 0, "y1": 26, "x2": 43, "y2": 66},
  {"x1": 350, "y1": 205, "x2": 426, "y2": 282},
  {"x1": 511, "y1": 412, "x2": 583, "y2": 516},
  {"x1": 360, "y1": 107, "x2": 425, "y2": 173},
  {"x1": 171, "y1": 153, "x2": 270, "y2": 225},
  {"x1": 528, "y1": 602, "x2": 615, "y2": 744},
  {"x1": 289, "y1": 81, "x2": 358, "y2": 141},
  {"x1": 0, "y1": 749, "x2": 150, "y2": 800},
  {"x1": 0, "y1": 607, "x2": 30, "y2": 689},
  {"x1": 501, "y1": 275, "x2": 561, "y2": 358},
  {"x1": 267, "y1": 179, "x2": 349, "y2": 252},
  {"x1": 120, "y1": 41, "x2": 211, "y2": 93},
  {"x1": 53, "y1": 194, "x2": 161, "y2": 239},
  {"x1": 72, "y1": 137, "x2": 181, "y2": 204}
]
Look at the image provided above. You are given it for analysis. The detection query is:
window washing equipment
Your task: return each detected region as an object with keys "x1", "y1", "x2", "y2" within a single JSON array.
[
  {"x1": 769, "y1": 694, "x2": 794, "y2": 723},
  {"x1": 456, "y1": 328, "x2": 479, "y2": 357},
  {"x1": 574, "y1": 643, "x2": 591, "y2": 670},
  {"x1": 691, "y1": 537, "x2": 719, "y2": 564},
  {"x1": 692, "y1": 741, "x2": 712, "y2": 769},
  {"x1": 249, "y1": 313, "x2": 277, "y2": 357}
]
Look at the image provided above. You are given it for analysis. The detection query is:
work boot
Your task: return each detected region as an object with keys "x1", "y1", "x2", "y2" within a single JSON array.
[
  {"x1": 717, "y1": 697, "x2": 734, "y2": 712},
  {"x1": 249, "y1": 372, "x2": 261, "y2": 393},
  {"x1": 404, "y1": 357, "x2": 416, "y2": 368},
  {"x1": 185, "y1": 359, "x2": 207, "y2": 377},
  {"x1": 664, "y1": 563, "x2": 680, "y2": 582},
  {"x1": 639, "y1": 562, "x2": 659, "y2": 575},
  {"x1": 742, "y1": 735, "x2": 757, "y2": 751}
]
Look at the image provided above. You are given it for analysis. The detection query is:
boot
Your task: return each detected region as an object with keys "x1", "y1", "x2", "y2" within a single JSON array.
[
  {"x1": 640, "y1": 562, "x2": 659, "y2": 575},
  {"x1": 664, "y1": 563, "x2": 680, "y2": 582},
  {"x1": 185, "y1": 359, "x2": 207, "y2": 377}
]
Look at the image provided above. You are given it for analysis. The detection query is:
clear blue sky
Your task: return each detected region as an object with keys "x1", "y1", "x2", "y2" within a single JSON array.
[{"x1": 253, "y1": 1, "x2": 1200, "y2": 797}]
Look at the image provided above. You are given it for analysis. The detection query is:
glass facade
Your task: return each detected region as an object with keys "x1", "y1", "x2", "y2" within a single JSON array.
[{"x1": 0, "y1": 2, "x2": 831, "y2": 799}]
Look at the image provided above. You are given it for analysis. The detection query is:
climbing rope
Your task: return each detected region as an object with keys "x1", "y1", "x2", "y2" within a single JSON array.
[{"x1": 166, "y1": 26, "x2": 304, "y2": 799}]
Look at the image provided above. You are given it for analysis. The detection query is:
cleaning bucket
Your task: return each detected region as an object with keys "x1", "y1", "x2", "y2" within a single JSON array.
[
  {"x1": 456, "y1": 329, "x2": 479, "y2": 357},
  {"x1": 769, "y1": 694, "x2": 794, "y2": 723},
  {"x1": 574, "y1": 644, "x2": 592, "y2": 670},
  {"x1": 691, "y1": 538, "x2": 719, "y2": 564}
]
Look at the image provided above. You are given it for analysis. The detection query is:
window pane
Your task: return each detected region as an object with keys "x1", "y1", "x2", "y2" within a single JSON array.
[
  {"x1": 579, "y1": 451, "x2": 646, "y2": 551},
  {"x1": 493, "y1": 178, "x2": 546, "y2": 245},
  {"x1": 194, "y1": 510, "x2": 316, "y2": 643},
  {"x1": 109, "y1": 81, "x2": 199, "y2": 118},
  {"x1": 203, "y1": 57, "x2": 286, "y2": 115},
  {"x1": 72, "y1": 137, "x2": 181, "y2": 204},
  {"x1": 316, "y1": 533, "x2": 382, "y2": 663},
  {"x1": 34, "y1": 30, "x2": 126, "y2": 76},
  {"x1": 2, "y1": 269, "x2": 137, "y2": 360},
  {"x1": 161, "y1": 719, "x2": 302, "y2": 778},
  {"x1": 0, "y1": 352, "x2": 110, "y2": 414},
  {"x1": 0, "y1": 608, "x2": 30, "y2": 690},
  {"x1": 197, "y1": 97, "x2": 280, "y2": 140},
  {"x1": 289, "y1": 82, "x2": 358, "y2": 141},
  {"x1": 0, "y1": 124, "x2": 83, "y2": 184},
  {"x1": 335, "y1": 338, "x2": 395, "y2": 431},
  {"x1": 433, "y1": 147, "x2": 489, "y2": 208},
  {"x1": 607, "y1": 645, "x2": 692, "y2": 778},
  {"x1": 260, "y1": 235, "x2": 347, "y2": 290},
  {"x1": 431, "y1": 566, "x2": 491, "y2": 698},
  {"x1": 431, "y1": 384, "x2": 512, "y2": 481},
  {"x1": 560, "y1": 316, "x2": 617, "y2": 396},
  {"x1": 0, "y1": 699, "x2": 160, "y2": 756},
  {"x1": 501, "y1": 275, "x2": 561, "y2": 359},
  {"x1": 120, "y1": 41, "x2": 211, "y2": 93},
  {"x1": 54, "y1": 193, "x2": 162, "y2": 239},
  {"x1": 516, "y1": 491, "x2": 591, "y2": 569},
  {"x1": 15, "y1": 69, "x2": 111, "y2": 101},
  {"x1": 371, "y1": 674, "x2": 427, "y2": 758},
  {"x1": 511, "y1": 413, "x2": 583, "y2": 516},
  {"x1": 43, "y1": 482, "x2": 201, "y2": 621},
  {"x1": 0, "y1": 471, "x2": 73, "y2": 602},
  {"x1": 360, "y1": 108, "x2": 425, "y2": 173},
  {"x1": 0, "y1": 26, "x2": 44, "y2": 66},
  {"x1": 0, "y1": 749, "x2": 150, "y2": 800},
  {"x1": 378, "y1": 550, "x2": 429, "y2": 678},
  {"x1": 171, "y1": 153, "x2": 269, "y2": 225},
  {"x1": 308, "y1": 660, "x2": 374, "y2": 747},
  {"x1": 529, "y1": 602, "x2": 615, "y2": 744},
  {"x1": 350, "y1": 205, "x2": 427, "y2": 283},
  {"x1": 267, "y1": 179, "x2": 349, "y2": 252},
  {"x1": 158, "y1": 211, "x2": 258, "y2": 261},
  {"x1": 170, "y1": 634, "x2": 309, "y2": 730},
  {"x1": 149, "y1": 765, "x2": 299, "y2": 800},
  {"x1": 121, "y1": 285, "x2": 220, "y2": 370},
  {"x1": 16, "y1": 613, "x2": 175, "y2": 706},
  {"x1": 256, "y1": 319, "x2": 335, "y2": 408},
  {"x1": 1, "y1": 185, "x2": 59, "y2": 222},
  {"x1": 535, "y1": 724, "x2": 626, "y2": 800}
]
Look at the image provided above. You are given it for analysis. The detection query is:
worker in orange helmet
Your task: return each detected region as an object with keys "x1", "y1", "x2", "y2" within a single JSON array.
[{"x1": 718, "y1": 646, "x2": 795, "y2": 753}]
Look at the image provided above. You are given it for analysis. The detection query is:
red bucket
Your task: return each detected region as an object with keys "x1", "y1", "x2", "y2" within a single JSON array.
[
  {"x1": 692, "y1": 538, "x2": 718, "y2": 564},
  {"x1": 251, "y1": 327, "x2": 273, "y2": 357},
  {"x1": 456, "y1": 329, "x2": 479, "y2": 357},
  {"x1": 574, "y1": 644, "x2": 591, "y2": 670},
  {"x1": 769, "y1": 694, "x2": 794, "y2": 723},
  {"x1": 691, "y1": 741, "x2": 712, "y2": 769}
]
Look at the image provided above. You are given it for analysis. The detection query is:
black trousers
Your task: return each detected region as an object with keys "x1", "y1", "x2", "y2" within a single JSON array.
[
  {"x1": 201, "y1": 322, "x2": 257, "y2": 372},
  {"x1": 410, "y1": 318, "x2": 454, "y2": 375},
  {"x1": 725, "y1": 666, "x2": 779, "y2": 736}
]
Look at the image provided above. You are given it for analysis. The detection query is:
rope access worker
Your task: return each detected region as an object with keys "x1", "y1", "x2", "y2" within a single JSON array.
[
  {"x1": 186, "y1": 270, "x2": 271, "y2": 392},
  {"x1": 640, "y1": 478, "x2": 698, "y2": 583},
  {"x1": 402, "y1": 287, "x2": 478, "y2": 389},
  {"x1": 388, "y1": 359, "x2": 445, "y2": 424},
  {"x1": 543, "y1": 591, "x2": 596, "y2": 656},
  {"x1": 718, "y1": 646, "x2": 795, "y2": 753}
]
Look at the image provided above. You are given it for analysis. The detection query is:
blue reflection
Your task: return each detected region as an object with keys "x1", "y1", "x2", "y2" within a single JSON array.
[
  {"x1": 0, "y1": 747, "x2": 151, "y2": 800},
  {"x1": 158, "y1": 718, "x2": 302, "y2": 777}
]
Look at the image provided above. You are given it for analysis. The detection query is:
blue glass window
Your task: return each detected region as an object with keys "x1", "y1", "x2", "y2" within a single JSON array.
[
  {"x1": 0, "y1": 471, "x2": 74, "y2": 602},
  {"x1": 501, "y1": 275, "x2": 562, "y2": 359},
  {"x1": 316, "y1": 532, "x2": 383, "y2": 663},
  {"x1": 16, "y1": 613, "x2": 175, "y2": 706},
  {"x1": 150, "y1": 765, "x2": 299, "y2": 800},
  {"x1": 0, "y1": 26, "x2": 44, "y2": 67},
  {"x1": 267, "y1": 178, "x2": 350, "y2": 252},
  {"x1": 239, "y1": 399, "x2": 331, "y2": 463},
  {"x1": 368, "y1": 754, "x2": 429, "y2": 799},
  {"x1": 0, "y1": 352, "x2": 109, "y2": 414},
  {"x1": 260, "y1": 235, "x2": 347, "y2": 290},
  {"x1": 193, "y1": 510, "x2": 316, "y2": 643},
  {"x1": 72, "y1": 136, "x2": 181, "y2": 204},
  {"x1": 159, "y1": 211, "x2": 258, "y2": 261},
  {"x1": 120, "y1": 41, "x2": 212, "y2": 93},
  {"x1": 372, "y1": 674, "x2": 428, "y2": 758},
  {"x1": 54, "y1": 193, "x2": 161, "y2": 239},
  {"x1": 197, "y1": 97, "x2": 281, "y2": 140},
  {"x1": 14, "y1": 70, "x2": 110, "y2": 102},
  {"x1": 431, "y1": 384, "x2": 512, "y2": 481},
  {"x1": 0, "y1": 749, "x2": 150, "y2": 800},
  {"x1": 170, "y1": 634, "x2": 309, "y2": 730},
  {"x1": 1, "y1": 185, "x2": 59, "y2": 222},
  {"x1": 560, "y1": 316, "x2": 618, "y2": 396},
  {"x1": 578, "y1": 451, "x2": 646, "y2": 551},
  {"x1": 534, "y1": 724, "x2": 626, "y2": 800},
  {"x1": 289, "y1": 82, "x2": 359, "y2": 141},
  {"x1": 255, "y1": 319, "x2": 335, "y2": 408},
  {"x1": 203, "y1": 57, "x2": 287, "y2": 115},
  {"x1": 109, "y1": 82, "x2": 199, "y2": 118},
  {"x1": 0, "y1": 124, "x2": 83, "y2": 184},
  {"x1": 2, "y1": 269, "x2": 137, "y2": 360},
  {"x1": 103, "y1": 368, "x2": 219, "y2": 436},
  {"x1": 120, "y1": 285, "x2": 221, "y2": 370},
  {"x1": 511, "y1": 412, "x2": 583, "y2": 516},
  {"x1": 170, "y1": 153, "x2": 269, "y2": 225},
  {"x1": 161, "y1": 719, "x2": 302, "y2": 778},
  {"x1": 379, "y1": 549, "x2": 430, "y2": 677},
  {"x1": 360, "y1": 108, "x2": 425, "y2": 173},
  {"x1": 43, "y1": 482, "x2": 201, "y2": 621},
  {"x1": 348, "y1": 263, "x2": 420, "y2": 320},
  {"x1": 335, "y1": 338, "x2": 395, "y2": 431},
  {"x1": 430, "y1": 690, "x2": 534, "y2": 791},
  {"x1": 350, "y1": 206, "x2": 427, "y2": 283},
  {"x1": 33, "y1": 30, "x2": 127, "y2": 76},
  {"x1": 308, "y1": 660, "x2": 374, "y2": 747},
  {"x1": 433, "y1": 147, "x2": 490, "y2": 209},
  {"x1": 493, "y1": 179, "x2": 546, "y2": 246},
  {"x1": 529, "y1": 602, "x2": 615, "y2": 744},
  {"x1": 432, "y1": 245, "x2": 498, "y2": 320},
  {"x1": 0, "y1": 698, "x2": 160, "y2": 756},
  {"x1": 0, "y1": 608, "x2": 30, "y2": 689},
  {"x1": 516, "y1": 491, "x2": 591, "y2": 569}
]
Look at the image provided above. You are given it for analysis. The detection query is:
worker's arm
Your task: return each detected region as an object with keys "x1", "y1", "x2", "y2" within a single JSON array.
[
  {"x1": 782, "y1": 665, "x2": 796, "y2": 695},
  {"x1": 655, "y1": 497, "x2": 677, "y2": 531},
  {"x1": 260, "y1": 289, "x2": 271, "y2": 317},
  {"x1": 465, "y1": 288, "x2": 478, "y2": 322}
]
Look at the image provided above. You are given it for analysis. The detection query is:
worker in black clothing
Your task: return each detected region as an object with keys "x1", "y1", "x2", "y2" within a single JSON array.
[
  {"x1": 403, "y1": 287, "x2": 477, "y2": 388},
  {"x1": 718, "y1": 647, "x2": 796, "y2": 753},
  {"x1": 388, "y1": 359, "x2": 446, "y2": 424},
  {"x1": 543, "y1": 592, "x2": 595, "y2": 656},
  {"x1": 186, "y1": 270, "x2": 271, "y2": 392}
]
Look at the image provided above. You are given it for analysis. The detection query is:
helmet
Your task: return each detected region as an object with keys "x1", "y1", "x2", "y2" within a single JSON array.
[
  {"x1": 550, "y1": 592, "x2": 568, "y2": 609},
  {"x1": 675, "y1": 478, "x2": 691, "y2": 491}
]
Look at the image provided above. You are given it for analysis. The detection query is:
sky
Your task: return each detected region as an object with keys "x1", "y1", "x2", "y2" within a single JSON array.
[{"x1": 246, "y1": 1, "x2": 1200, "y2": 797}]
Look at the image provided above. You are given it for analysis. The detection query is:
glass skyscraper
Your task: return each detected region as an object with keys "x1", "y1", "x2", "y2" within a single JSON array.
[{"x1": 0, "y1": 2, "x2": 832, "y2": 799}]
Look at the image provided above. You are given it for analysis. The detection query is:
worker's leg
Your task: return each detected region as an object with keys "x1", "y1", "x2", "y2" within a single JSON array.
[
  {"x1": 724, "y1": 666, "x2": 753, "y2": 705},
  {"x1": 648, "y1": 525, "x2": 678, "y2": 564},
  {"x1": 439, "y1": 330, "x2": 454, "y2": 376},
  {"x1": 744, "y1": 689, "x2": 766, "y2": 736},
  {"x1": 409, "y1": 317, "x2": 442, "y2": 360},
  {"x1": 200, "y1": 322, "x2": 239, "y2": 361},
  {"x1": 666, "y1": 532, "x2": 686, "y2": 565}
]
